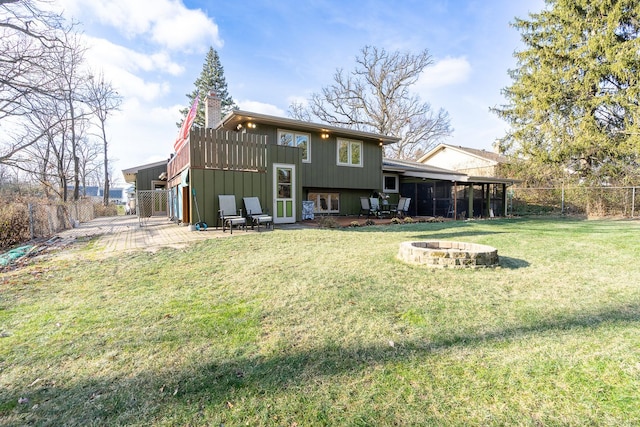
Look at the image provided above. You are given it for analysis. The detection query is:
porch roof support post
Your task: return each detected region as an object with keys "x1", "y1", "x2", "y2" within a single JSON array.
[
  {"x1": 502, "y1": 184, "x2": 507, "y2": 217},
  {"x1": 486, "y1": 184, "x2": 491, "y2": 218},
  {"x1": 453, "y1": 181, "x2": 458, "y2": 220},
  {"x1": 468, "y1": 184, "x2": 474, "y2": 219},
  {"x1": 432, "y1": 183, "x2": 436, "y2": 217}
]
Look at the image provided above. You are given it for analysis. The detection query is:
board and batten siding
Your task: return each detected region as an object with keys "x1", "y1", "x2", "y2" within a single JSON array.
[
  {"x1": 135, "y1": 164, "x2": 167, "y2": 191},
  {"x1": 302, "y1": 136, "x2": 383, "y2": 190},
  {"x1": 187, "y1": 144, "x2": 302, "y2": 227},
  {"x1": 245, "y1": 125, "x2": 384, "y2": 190}
]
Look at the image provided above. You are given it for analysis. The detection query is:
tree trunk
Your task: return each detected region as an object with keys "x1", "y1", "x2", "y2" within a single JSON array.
[{"x1": 102, "y1": 126, "x2": 109, "y2": 206}]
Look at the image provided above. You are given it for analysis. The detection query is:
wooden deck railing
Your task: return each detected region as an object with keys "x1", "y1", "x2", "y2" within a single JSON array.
[
  {"x1": 167, "y1": 142, "x2": 190, "y2": 182},
  {"x1": 168, "y1": 128, "x2": 269, "y2": 183}
]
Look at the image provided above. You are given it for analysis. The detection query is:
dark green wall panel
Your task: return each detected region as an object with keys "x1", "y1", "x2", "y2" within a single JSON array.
[
  {"x1": 250, "y1": 124, "x2": 384, "y2": 191},
  {"x1": 188, "y1": 168, "x2": 269, "y2": 227},
  {"x1": 135, "y1": 165, "x2": 167, "y2": 191}
]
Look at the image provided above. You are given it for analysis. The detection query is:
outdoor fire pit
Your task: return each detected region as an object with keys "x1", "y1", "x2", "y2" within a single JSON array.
[{"x1": 398, "y1": 241, "x2": 499, "y2": 269}]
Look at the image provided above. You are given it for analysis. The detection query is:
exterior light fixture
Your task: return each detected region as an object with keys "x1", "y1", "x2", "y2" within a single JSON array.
[
  {"x1": 236, "y1": 123, "x2": 243, "y2": 130},
  {"x1": 320, "y1": 133, "x2": 329, "y2": 139},
  {"x1": 246, "y1": 122, "x2": 257, "y2": 129}
]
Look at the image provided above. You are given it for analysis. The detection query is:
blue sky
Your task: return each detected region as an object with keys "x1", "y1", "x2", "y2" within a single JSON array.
[{"x1": 51, "y1": 0, "x2": 545, "y2": 183}]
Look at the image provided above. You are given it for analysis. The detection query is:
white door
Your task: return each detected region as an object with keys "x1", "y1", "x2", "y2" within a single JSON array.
[{"x1": 273, "y1": 163, "x2": 295, "y2": 224}]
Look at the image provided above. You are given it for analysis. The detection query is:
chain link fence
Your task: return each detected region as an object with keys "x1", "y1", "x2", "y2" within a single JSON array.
[
  {"x1": 1, "y1": 199, "x2": 96, "y2": 248},
  {"x1": 135, "y1": 190, "x2": 170, "y2": 226},
  {"x1": 510, "y1": 186, "x2": 639, "y2": 218}
]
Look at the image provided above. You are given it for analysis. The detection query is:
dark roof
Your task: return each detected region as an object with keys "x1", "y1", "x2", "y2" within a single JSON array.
[
  {"x1": 383, "y1": 158, "x2": 466, "y2": 180},
  {"x1": 383, "y1": 157, "x2": 520, "y2": 185},
  {"x1": 219, "y1": 110, "x2": 401, "y2": 145}
]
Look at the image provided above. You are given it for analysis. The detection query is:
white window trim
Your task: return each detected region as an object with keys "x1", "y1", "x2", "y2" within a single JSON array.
[
  {"x1": 277, "y1": 129, "x2": 311, "y2": 163},
  {"x1": 383, "y1": 174, "x2": 399, "y2": 193},
  {"x1": 336, "y1": 138, "x2": 363, "y2": 167},
  {"x1": 308, "y1": 192, "x2": 340, "y2": 214}
]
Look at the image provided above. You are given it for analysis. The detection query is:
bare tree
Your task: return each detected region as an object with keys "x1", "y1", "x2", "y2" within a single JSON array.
[
  {"x1": 21, "y1": 91, "x2": 78, "y2": 201},
  {"x1": 75, "y1": 133, "x2": 102, "y2": 197},
  {"x1": 290, "y1": 46, "x2": 452, "y2": 159},
  {"x1": 86, "y1": 72, "x2": 122, "y2": 206},
  {"x1": 2, "y1": 2, "x2": 119, "y2": 203},
  {"x1": 16, "y1": 31, "x2": 95, "y2": 203},
  {"x1": 0, "y1": 0, "x2": 67, "y2": 165},
  {"x1": 53, "y1": 29, "x2": 90, "y2": 201}
]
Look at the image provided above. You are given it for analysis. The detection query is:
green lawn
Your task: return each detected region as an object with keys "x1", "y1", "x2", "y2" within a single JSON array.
[{"x1": 2, "y1": 217, "x2": 640, "y2": 426}]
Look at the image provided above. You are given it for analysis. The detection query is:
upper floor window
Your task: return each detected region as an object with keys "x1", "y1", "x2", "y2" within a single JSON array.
[
  {"x1": 337, "y1": 138, "x2": 362, "y2": 167},
  {"x1": 278, "y1": 130, "x2": 310, "y2": 163}
]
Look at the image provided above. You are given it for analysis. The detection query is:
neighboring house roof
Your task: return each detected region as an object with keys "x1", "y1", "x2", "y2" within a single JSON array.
[
  {"x1": 417, "y1": 143, "x2": 508, "y2": 165},
  {"x1": 219, "y1": 110, "x2": 402, "y2": 145},
  {"x1": 121, "y1": 159, "x2": 168, "y2": 184},
  {"x1": 67, "y1": 186, "x2": 127, "y2": 198}
]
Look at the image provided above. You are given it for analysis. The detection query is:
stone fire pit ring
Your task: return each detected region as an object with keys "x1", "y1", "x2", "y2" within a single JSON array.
[{"x1": 398, "y1": 240, "x2": 499, "y2": 269}]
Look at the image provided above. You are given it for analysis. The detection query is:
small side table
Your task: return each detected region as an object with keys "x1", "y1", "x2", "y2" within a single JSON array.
[{"x1": 302, "y1": 201, "x2": 315, "y2": 220}]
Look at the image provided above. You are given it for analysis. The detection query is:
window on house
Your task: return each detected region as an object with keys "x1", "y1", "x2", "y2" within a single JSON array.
[
  {"x1": 308, "y1": 192, "x2": 340, "y2": 213},
  {"x1": 383, "y1": 174, "x2": 399, "y2": 193},
  {"x1": 278, "y1": 130, "x2": 310, "y2": 162},
  {"x1": 337, "y1": 138, "x2": 362, "y2": 167}
]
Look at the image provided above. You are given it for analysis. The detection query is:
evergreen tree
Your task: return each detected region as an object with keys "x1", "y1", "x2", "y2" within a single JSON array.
[
  {"x1": 178, "y1": 47, "x2": 237, "y2": 128},
  {"x1": 493, "y1": 0, "x2": 640, "y2": 185}
]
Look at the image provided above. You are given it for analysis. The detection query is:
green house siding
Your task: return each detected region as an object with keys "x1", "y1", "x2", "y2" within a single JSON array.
[
  {"x1": 135, "y1": 165, "x2": 166, "y2": 191},
  {"x1": 186, "y1": 144, "x2": 302, "y2": 226},
  {"x1": 246, "y1": 124, "x2": 383, "y2": 190},
  {"x1": 301, "y1": 139, "x2": 383, "y2": 189},
  {"x1": 301, "y1": 138, "x2": 383, "y2": 215},
  {"x1": 189, "y1": 168, "x2": 266, "y2": 227},
  {"x1": 166, "y1": 119, "x2": 393, "y2": 224},
  {"x1": 239, "y1": 124, "x2": 384, "y2": 218}
]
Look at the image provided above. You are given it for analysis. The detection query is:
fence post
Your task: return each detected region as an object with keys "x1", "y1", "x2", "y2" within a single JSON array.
[
  {"x1": 561, "y1": 181, "x2": 565, "y2": 214},
  {"x1": 28, "y1": 203, "x2": 34, "y2": 240},
  {"x1": 633, "y1": 187, "x2": 636, "y2": 218}
]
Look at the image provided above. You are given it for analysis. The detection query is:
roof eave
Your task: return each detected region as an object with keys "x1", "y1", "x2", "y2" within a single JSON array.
[{"x1": 220, "y1": 110, "x2": 401, "y2": 145}]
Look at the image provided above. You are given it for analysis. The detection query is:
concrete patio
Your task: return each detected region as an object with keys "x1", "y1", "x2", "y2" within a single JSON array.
[
  {"x1": 51, "y1": 214, "x2": 427, "y2": 257},
  {"x1": 55, "y1": 215, "x2": 260, "y2": 255}
]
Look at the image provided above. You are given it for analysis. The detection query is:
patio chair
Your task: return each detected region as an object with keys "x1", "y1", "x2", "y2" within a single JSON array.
[
  {"x1": 369, "y1": 197, "x2": 382, "y2": 217},
  {"x1": 402, "y1": 197, "x2": 412, "y2": 217},
  {"x1": 243, "y1": 197, "x2": 273, "y2": 231},
  {"x1": 360, "y1": 196, "x2": 380, "y2": 218},
  {"x1": 392, "y1": 197, "x2": 411, "y2": 218},
  {"x1": 217, "y1": 195, "x2": 246, "y2": 234},
  {"x1": 359, "y1": 197, "x2": 371, "y2": 217}
]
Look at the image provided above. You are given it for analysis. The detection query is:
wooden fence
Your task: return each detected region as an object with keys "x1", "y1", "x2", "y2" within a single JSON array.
[{"x1": 168, "y1": 128, "x2": 268, "y2": 184}]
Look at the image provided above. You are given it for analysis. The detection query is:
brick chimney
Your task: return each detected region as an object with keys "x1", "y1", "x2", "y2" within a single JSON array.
[{"x1": 205, "y1": 91, "x2": 221, "y2": 129}]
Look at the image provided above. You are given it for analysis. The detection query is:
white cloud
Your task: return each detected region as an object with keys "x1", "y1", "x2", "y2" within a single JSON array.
[
  {"x1": 237, "y1": 100, "x2": 286, "y2": 117},
  {"x1": 75, "y1": 36, "x2": 176, "y2": 103},
  {"x1": 53, "y1": 0, "x2": 222, "y2": 52},
  {"x1": 417, "y1": 57, "x2": 472, "y2": 91},
  {"x1": 109, "y1": 99, "x2": 181, "y2": 173},
  {"x1": 150, "y1": 6, "x2": 221, "y2": 52},
  {"x1": 85, "y1": 36, "x2": 184, "y2": 76}
]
